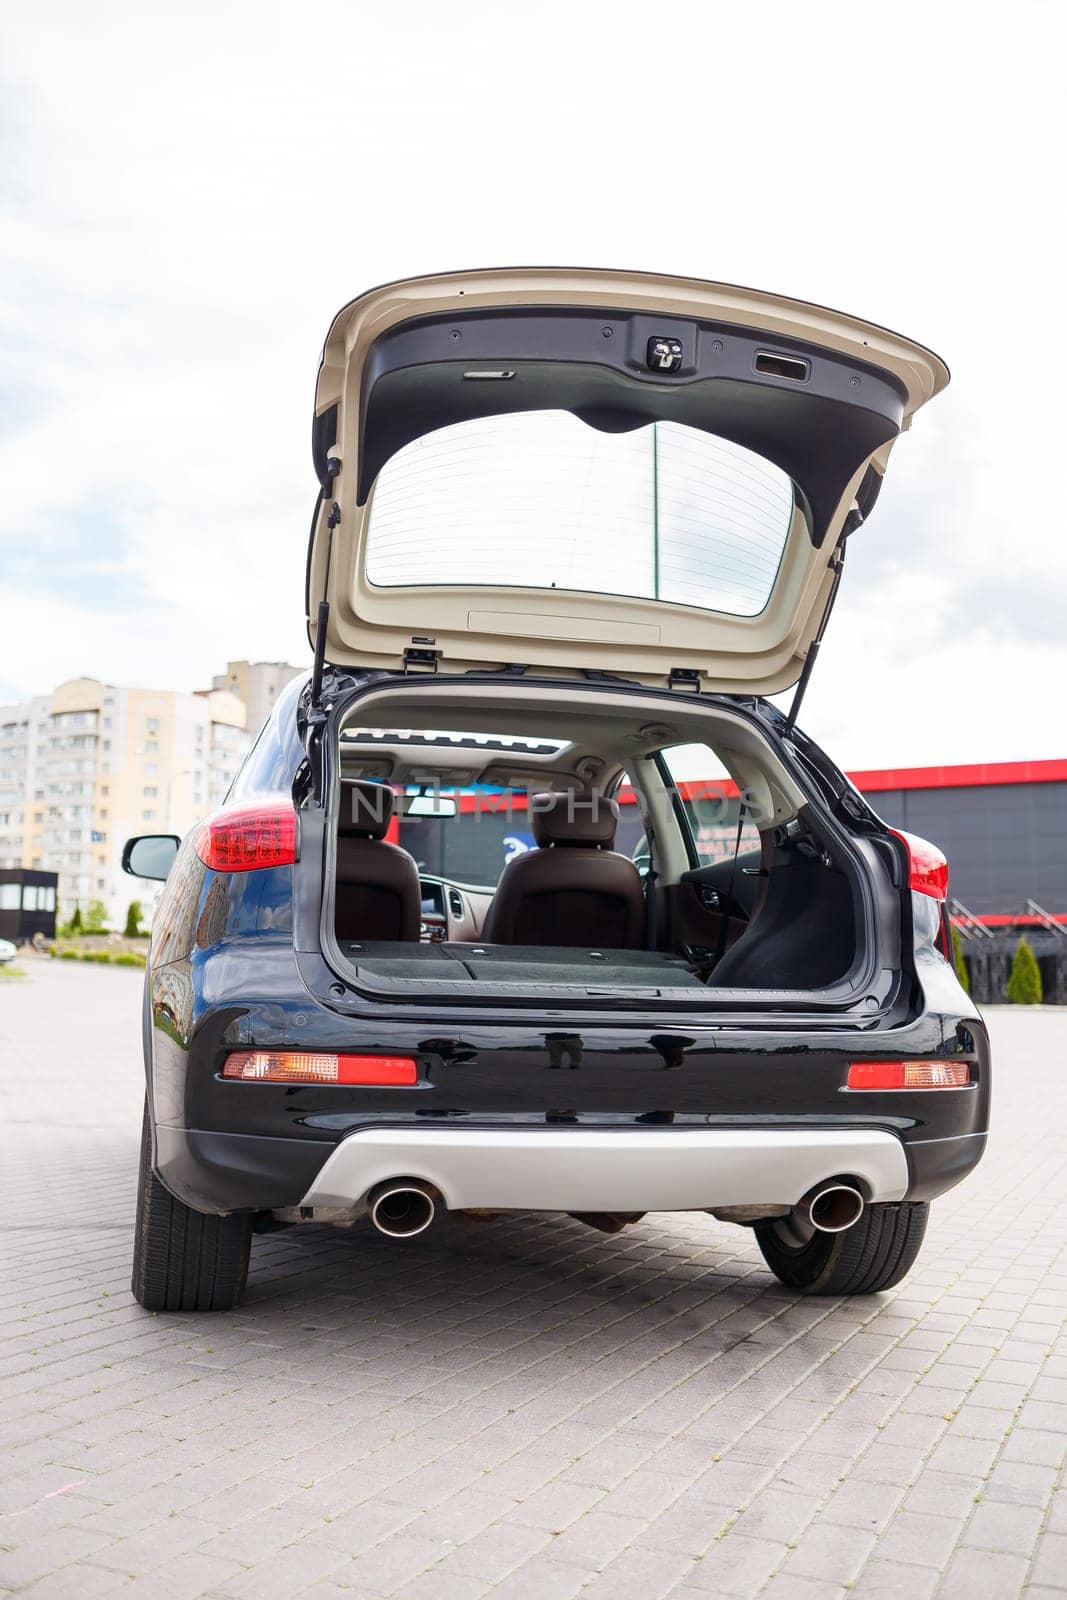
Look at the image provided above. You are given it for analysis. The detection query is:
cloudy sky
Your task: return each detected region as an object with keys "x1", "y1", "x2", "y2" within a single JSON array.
[{"x1": 2, "y1": 0, "x2": 1063, "y2": 769}]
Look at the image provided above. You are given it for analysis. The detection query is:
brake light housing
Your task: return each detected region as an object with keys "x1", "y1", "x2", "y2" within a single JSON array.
[
  {"x1": 195, "y1": 801, "x2": 297, "y2": 872},
  {"x1": 222, "y1": 1051, "x2": 418, "y2": 1085},
  {"x1": 890, "y1": 828, "x2": 949, "y2": 900},
  {"x1": 847, "y1": 1060, "x2": 971, "y2": 1090}
]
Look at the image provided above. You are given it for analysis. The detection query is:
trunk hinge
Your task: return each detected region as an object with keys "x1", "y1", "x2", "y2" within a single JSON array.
[
  {"x1": 403, "y1": 643, "x2": 441, "y2": 674},
  {"x1": 668, "y1": 667, "x2": 701, "y2": 694},
  {"x1": 783, "y1": 542, "x2": 846, "y2": 736}
]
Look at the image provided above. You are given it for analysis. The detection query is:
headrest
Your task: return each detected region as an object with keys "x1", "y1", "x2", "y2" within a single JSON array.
[
  {"x1": 339, "y1": 780, "x2": 395, "y2": 840},
  {"x1": 531, "y1": 791, "x2": 619, "y2": 848}
]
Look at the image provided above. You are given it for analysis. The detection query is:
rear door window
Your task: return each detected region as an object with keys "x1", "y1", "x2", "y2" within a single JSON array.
[{"x1": 658, "y1": 743, "x2": 760, "y2": 866}]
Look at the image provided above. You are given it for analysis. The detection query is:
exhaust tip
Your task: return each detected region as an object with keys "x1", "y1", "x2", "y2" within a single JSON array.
[
  {"x1": 805, "y1": 1182, "x2": 865, "y2": 1234},
  {"x1": 368, "y1": 1182, "x2": 437, "y2": 1238}
]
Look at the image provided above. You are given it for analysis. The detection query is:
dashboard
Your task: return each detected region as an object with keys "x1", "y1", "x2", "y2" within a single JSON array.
[{"x1": 417, "y1": 874, "x2": 495, "y2": 943}]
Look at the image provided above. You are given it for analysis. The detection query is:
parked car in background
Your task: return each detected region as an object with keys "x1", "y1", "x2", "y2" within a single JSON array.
[{"x1": 123, "y1": 267, "x2": 989, "y2": 1312}]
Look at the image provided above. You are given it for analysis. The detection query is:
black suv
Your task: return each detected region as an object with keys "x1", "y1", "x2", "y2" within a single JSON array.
[{"x1": 123, "y1": 268, "x2": 988, "y2": 1311}]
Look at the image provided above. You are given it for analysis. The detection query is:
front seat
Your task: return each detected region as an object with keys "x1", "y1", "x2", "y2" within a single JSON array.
[
  {"x1": 482, "y1": 791, "x2": 644, "y2": 948},
  {"x1": 335, "y1": 780, "x2": 422, "y2": 942}
]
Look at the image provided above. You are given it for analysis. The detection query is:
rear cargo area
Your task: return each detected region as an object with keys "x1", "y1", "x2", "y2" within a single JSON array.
[
  {"x1": 337, "y1": 942, "x2": 705, "y2": 997},
  {"x1": 318, "y1": 679, "x2": 879, "y2": 1009}
]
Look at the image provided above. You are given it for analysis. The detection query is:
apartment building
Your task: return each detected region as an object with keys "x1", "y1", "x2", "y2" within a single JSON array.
[
  {"x1": 210, "y1": 659, "x2": 305, "y2": 740},
  {"x1": 0, "y1": 675, "x2": 251, "y2": 928}
]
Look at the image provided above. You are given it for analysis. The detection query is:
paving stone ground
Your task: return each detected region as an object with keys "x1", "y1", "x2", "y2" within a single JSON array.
[{"x1": 1, "y1": 957, "x2": 1065, "y2": 1599}]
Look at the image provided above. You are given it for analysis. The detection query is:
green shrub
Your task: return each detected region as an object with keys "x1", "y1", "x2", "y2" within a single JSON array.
[
  {"x1": 950, "y1": 925, "x2": 970, "y2": 994},
  {"x1": 67, "y1": 905, "x2": 83, "y2": 936},
  {"x1": 48, "y1": 944, "x2": 147, "y2": 969},
  {"x1": 84, "y1": 899, "x2": 108, "y2": 933},
  {"x1": 1006, "y1": 937, "x2": 1042, "y2": 1005},
  {"x1": 124, "y1": 900, "x2": 143, "y2": 938}
]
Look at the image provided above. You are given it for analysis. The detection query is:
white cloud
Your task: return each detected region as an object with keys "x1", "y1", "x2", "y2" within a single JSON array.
[{"x1": 1, "y1": 0, "x2": 1065, "y2": 761}]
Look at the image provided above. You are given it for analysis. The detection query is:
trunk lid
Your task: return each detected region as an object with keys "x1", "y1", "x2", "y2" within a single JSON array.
[{"x1": 307, "y1": 268, "x2": 947, "y2": 694}]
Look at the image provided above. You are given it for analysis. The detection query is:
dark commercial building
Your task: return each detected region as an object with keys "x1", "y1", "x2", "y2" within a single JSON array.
[
  {"x1": 847, "y1": 759, "x2": 1067, "y2": 1004},
  {"x1": 850, "y1": 759, "x2": 1067, "y2": 924},
  {"x1": 0, "y1": 868, "x2": 58, "y2": 945}
]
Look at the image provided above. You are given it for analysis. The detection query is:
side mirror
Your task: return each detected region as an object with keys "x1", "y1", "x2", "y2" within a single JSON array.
[{"x1": 122, "y1": 834, "x2": 181, "y2": 881}]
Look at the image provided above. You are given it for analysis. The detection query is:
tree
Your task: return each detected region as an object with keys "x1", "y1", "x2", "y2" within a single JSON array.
[
  {"x1": 124, "y1": 900, "x2": 143, "y2": 938},
  {"x1": 1006, "y1": 937, "x2": 1042, "y2": 1005},
  {"x1": 950, "y1": 925, "x2": 970, "y2": 994},
  {"x1": 67, "y1": 904, "x2": 83, "y2": 936},
  {"x1": 84, "y1": 899, "x2": 108, "y2": 933}
]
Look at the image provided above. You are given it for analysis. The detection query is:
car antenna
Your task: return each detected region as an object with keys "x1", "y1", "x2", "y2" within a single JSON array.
[{"x1": 309, "y1": 497, "x2": 341, "y2": 713}]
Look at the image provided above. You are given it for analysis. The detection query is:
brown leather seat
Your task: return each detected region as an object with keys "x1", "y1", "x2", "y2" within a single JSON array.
[
  {"x1": 335, "y1": 780, "x2": 421, "y2": 942},
  {"x1": 482, "y1": 791, "x2": 644, "y2": 948}
]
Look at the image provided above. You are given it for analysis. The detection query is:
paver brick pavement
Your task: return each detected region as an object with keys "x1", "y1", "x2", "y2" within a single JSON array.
[{"x1": 1, "y1": 959, "x2": 1065, "y2": 1597}]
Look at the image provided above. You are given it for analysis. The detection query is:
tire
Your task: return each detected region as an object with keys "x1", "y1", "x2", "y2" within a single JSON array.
[
  {"x1": 754, "y1": 1200, "x2": 929, "y2": 1296},
  {"x1": 132, "y1": 1100, "x2": 252, "y2": 1311}
]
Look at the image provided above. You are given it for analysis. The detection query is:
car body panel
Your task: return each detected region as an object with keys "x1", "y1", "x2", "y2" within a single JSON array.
[
  {"x1": 132, "y1": 676, "x2": 987, "y2": 1222},
  {"x1": 142, "y1": 927, "x2": 989, "y2": 1217}
]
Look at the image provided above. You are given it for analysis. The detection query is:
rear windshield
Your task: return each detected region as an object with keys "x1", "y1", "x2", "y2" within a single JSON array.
[{"x1": 365, "y1": 411, "x2": 794, "y2": 619}]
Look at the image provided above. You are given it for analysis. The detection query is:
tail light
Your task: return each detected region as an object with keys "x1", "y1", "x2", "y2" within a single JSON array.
[
  {"x1": 848, "y1": 1060, "x2": 971, "y2": 1090},
  {"x1": 195, "y1": 801, "x2": 297, "y2": 872},
  {"x1": 223, "y1": 1051, "x2": 417, "y2": 1085},
  {"x1": 890, "y1": 828, "x2": 949, "y2": 900}
]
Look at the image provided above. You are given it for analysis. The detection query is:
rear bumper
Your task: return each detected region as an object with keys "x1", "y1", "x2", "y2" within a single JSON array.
[
  {"x1": 298, "y1": 1125, "x2": 911, "y2": 1213},
  {"x1": 148, "y1": 949, "x2": 990, "y2": 1216},
  {"x1": 154, "y1": 1121, "x2": 987, "y2": 1216}
]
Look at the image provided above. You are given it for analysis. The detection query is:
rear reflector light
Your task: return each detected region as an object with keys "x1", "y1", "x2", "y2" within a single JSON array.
[
  {"x1": 890, "y1": 828, "x2": 949, "y2": 900},
  {"x1": 195, "y1": 802, "x2": 297, "y2": 872},
  {"x1": 223, "y1": 1051, "x2": 418, "y2": 1085},
  {"x1": 848, "y1": 1060, "x2": 971, "y2": 1090}
]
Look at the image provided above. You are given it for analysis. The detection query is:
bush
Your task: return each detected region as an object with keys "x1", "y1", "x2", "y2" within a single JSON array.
[
  {"x1": 84, "y1": 899, "x2": 108, "y2": 933},
  {"x1": 67, "y1": 905, "x2": 83, "y2": 936},
  {"x1": 124, "y1": 900, "x2": 143, "y2": 938},
  {"x1": 1006, "y1": 937, "x2": 1043, "y2": 1005},
  {"x1": 48, "y1": 944, "x2": 146, "y2": 969},
  {"x1": 950, "y1": 925, "x2": 970, "y2": 994}
]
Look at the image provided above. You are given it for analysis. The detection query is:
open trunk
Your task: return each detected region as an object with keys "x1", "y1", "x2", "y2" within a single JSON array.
[
  {"x1": 315, "y1": 677, "x2": 891, "y2": 1014},
  {"x1": 300, "y1": 271, "x2": 938, "y2": 1012}
]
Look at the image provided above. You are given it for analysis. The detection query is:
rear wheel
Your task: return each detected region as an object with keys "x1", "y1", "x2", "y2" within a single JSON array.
[
  {"x1": 132, "y1": 1101, "x2": 252, "y2": 1311},
  {"x1": 754, "y1": 1200, "x2": 929, "y2": 1295}
]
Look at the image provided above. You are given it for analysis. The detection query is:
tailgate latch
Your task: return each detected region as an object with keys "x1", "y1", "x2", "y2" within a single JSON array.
[{"x1": 404, "y1": 644, "x2": 440, "y2": 674}]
